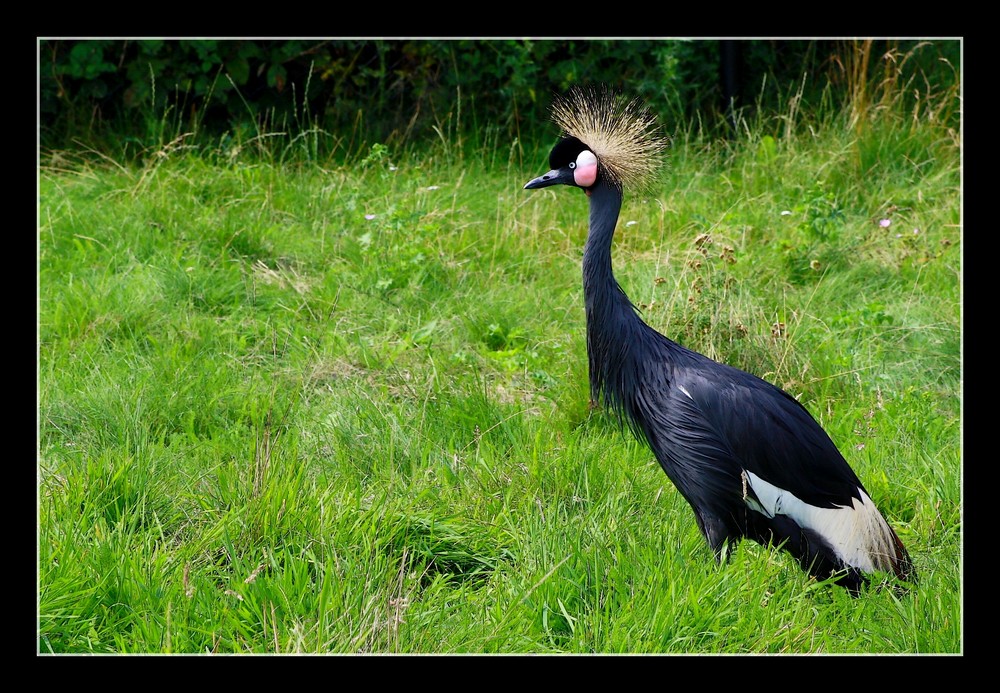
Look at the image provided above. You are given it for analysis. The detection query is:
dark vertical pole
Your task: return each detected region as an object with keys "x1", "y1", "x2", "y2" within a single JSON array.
[{"x1": 719, "y1": 40, "x2": 744, "y2": 137}]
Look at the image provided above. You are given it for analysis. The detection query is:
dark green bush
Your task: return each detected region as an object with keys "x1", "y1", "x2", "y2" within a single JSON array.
[{"x1": 39, "y1": 39, "x2": 960, "y2": 157}]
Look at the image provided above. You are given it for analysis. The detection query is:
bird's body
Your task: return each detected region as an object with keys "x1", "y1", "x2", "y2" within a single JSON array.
[{"x1": 525, "y1": 87, "x2": 914, "y2": 592}]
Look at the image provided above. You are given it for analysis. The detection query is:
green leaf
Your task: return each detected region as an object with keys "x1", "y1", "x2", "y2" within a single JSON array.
[
  {"x1": 226, "y1": 56, "x2": 250, "y2": 85},
  {"x1": 267, "y1": 64, "x2": 287, "y2": 91}
]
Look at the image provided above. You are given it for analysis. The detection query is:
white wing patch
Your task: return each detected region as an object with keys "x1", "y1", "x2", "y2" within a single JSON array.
[{"x1": 741, "y1": 470, "x2": 900, "y2": 573}]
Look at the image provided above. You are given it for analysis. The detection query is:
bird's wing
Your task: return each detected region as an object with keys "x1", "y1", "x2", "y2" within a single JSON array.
[
  {"x1": 635, "y1": 349, "x2": 911, "y2": 577},
  {"x1": 649, "y1": 346, "x2": 867, "y2": 511}
]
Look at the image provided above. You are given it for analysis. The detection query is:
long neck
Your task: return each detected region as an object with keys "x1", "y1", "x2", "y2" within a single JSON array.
[{"x1": 582, "y1": 179, "x2": 644, "y2": 411}]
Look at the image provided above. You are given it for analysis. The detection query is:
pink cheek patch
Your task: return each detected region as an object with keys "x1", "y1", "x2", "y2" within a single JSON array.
[{"x1": 574, "y1": 150, "x2": 598, "y2": 188}]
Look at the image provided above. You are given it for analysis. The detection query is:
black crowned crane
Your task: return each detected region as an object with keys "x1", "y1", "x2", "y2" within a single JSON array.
[{"x1": 524, "y1": 86, "x2": 915, "y2": 593}]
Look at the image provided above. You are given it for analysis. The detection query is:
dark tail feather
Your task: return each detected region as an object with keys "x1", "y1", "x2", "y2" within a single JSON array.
[
  {"x1": 888, "y1": 528, "x2": 918, "y2": 585},
  {"x1": 746, "y1": 508, "x2": 916, "y2": 595}
]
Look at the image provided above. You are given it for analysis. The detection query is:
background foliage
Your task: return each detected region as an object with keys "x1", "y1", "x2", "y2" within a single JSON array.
[{"x1": 39, "y1": 38, "x2": 960, "y2": 157}]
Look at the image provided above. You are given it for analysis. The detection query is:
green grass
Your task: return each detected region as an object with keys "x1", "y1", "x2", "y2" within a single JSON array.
[{"x1": 38, "y1": 85, "x2": 961, "y2": 654}]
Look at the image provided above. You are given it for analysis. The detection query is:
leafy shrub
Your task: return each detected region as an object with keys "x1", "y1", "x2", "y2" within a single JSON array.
[{"x1": 39, "y1": 39, "x2": 960, "y2": 156}]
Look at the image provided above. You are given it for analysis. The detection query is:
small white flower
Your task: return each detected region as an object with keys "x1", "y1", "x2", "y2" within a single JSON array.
[
  {"x1": 389, "y1": 166, "x2": 398, "y2": 171},
  {"x1": 365, "y1": 214, "x2": 376, "y2": 220},
  {"x1": 626, "y1": 220, "x2": 638, "y2": 227},
  {"x1": 780, "y1": 210, "x2": 791, "y2": 216},
  {"x1": 879, "y1": 218, "x2": 891, "y2": 228},
  {"x1": 426, "y1": 185, "x2": 440, "y2": 191}
]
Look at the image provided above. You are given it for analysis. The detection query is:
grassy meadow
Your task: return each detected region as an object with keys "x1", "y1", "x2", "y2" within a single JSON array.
[{"x1": 38, "y1": 75, "x2": 961, "y2": 653}]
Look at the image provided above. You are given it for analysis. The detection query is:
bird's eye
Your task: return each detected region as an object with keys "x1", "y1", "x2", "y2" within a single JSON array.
[{"x1": 568, "y1": 162, "x2": 576, "y2": 169}]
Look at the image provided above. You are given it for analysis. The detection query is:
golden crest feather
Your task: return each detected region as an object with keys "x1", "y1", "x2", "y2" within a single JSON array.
[{"x1": 550, "y1": 85, "x2": 667, "y2": 193}]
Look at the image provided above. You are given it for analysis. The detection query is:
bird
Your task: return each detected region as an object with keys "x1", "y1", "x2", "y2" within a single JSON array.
[{"x1": 523, "y1": 86, "x2": 916, "y2": 593}]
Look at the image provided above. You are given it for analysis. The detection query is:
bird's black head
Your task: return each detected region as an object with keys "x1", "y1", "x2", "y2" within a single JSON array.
[{"x1": 524, "y1": 136, "x2": 600, "y2": 192}]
